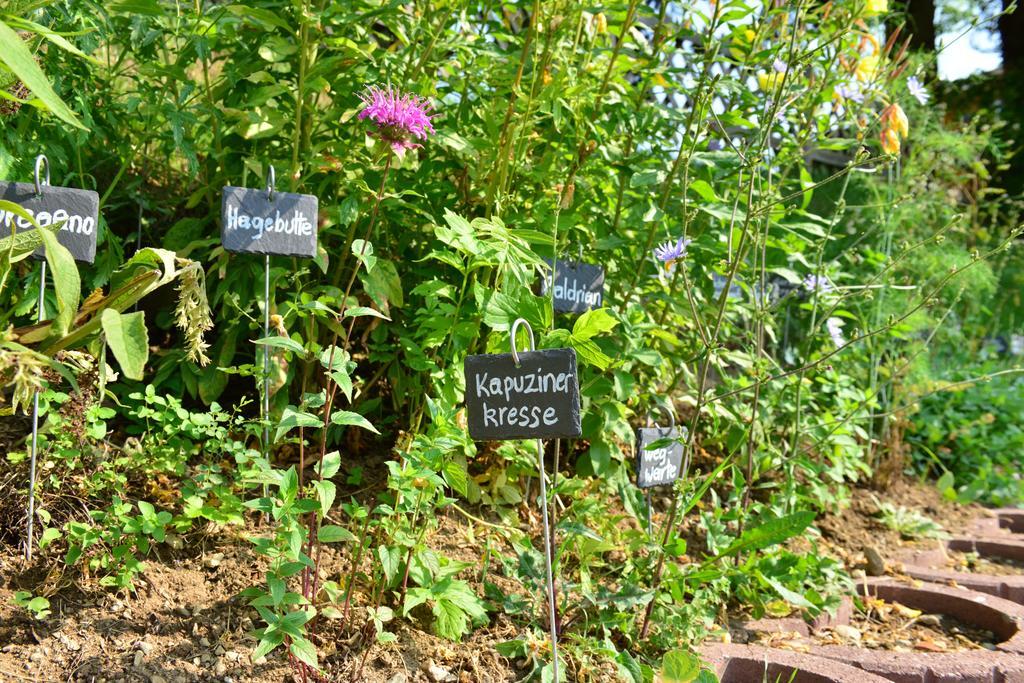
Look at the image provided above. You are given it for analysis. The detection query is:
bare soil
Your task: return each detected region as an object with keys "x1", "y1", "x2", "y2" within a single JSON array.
[{"x1": 0, "y1": 467, "x2": 1001, "y2": 681}]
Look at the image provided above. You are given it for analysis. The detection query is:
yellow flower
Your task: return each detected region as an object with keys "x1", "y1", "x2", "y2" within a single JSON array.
[
  {"x1": 757, "y1": 71, "x2": 782, "y2": 92},
  {"x1": 855, "y1": 53, "x2": 879, "y2": 82},
  {"x1": 593, "y1": 12, "x2": 607, "y2": 34},
  {"x1": 880, "y1": 128, "x2": 901, "y2": 154},
  {"x1": 730, "y1": 29, "x2": 757, "y2": 59},
  {"x1": 881, "y1": 103, "x2": 909, "y2": 139},
  {"x1": 865, "y1": 0, "x2": 888, "y2": 15}
]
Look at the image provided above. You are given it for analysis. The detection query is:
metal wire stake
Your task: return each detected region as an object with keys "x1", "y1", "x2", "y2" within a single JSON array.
[
  {"x1": 262, "y1": 253, "x2": 270, "y2": 516},
  {"x1": 535, "y1": 436, "x2": 560, "y2": 682},
  {"x1": 261, "y1": 165, "x2": 275, "y2": 520},
  {"x1": 510, "y1": 318, "x2": 559, "y2": 681},
  {"x1": 25, "y1": 261, "x2": 46, "y2": 562}
]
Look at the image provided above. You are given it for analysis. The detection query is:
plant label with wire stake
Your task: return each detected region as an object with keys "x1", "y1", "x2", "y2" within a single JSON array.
[
  {"x1": 541, "y1": 259, "x2": 604, "y2": 313},
  {"x1": 636, "y1": 426, "x2": 687, "y2": 489},
  {"x1": 0, "y1": 183, "x2": 99, "y2": 263},
  {"x1": 464, "y1": 348, "x2": 582, "y2": 441},
  {"x1": 221, "y1": 186, "x2": 318, "y2": 258}
]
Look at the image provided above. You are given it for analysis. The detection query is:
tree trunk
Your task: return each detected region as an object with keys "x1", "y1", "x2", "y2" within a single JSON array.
[
  {"x1": 1000, "y1": 0, "x2": 1023, "y2": 73},
  {"x1": 905, "y1": 0, "x2": 936, "y2": 52}
]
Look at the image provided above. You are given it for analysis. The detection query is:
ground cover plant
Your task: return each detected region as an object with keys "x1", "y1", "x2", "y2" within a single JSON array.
[{"x1": 0, "y1": 0, "x2": 1023, "y2": 681}]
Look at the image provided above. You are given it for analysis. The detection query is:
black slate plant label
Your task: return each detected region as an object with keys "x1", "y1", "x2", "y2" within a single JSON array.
[
  {"x1": 0, "y1": 182, "x2": 99, "y2": 264},
  {"x1": 636, "y1": 426, "x2": 686, "y2": 489},
  {"x1": 464, "y1": 348, "x2": 582, "y2": 441},
  {"x1": 541, "y1": 259, "x2": 605, "y2": 314},
  {"x1": 221, "y1": 186, "x2": 318, "y2": 258}
]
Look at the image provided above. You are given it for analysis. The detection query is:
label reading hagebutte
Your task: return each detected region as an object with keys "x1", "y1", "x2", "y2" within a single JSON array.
[{"x1": 221, "y1": 186, "x2": 318, "y2": 258}]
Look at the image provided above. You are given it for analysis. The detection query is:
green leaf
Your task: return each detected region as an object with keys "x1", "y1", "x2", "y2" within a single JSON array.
[
  {"x1": 343, "y1": 306, "x2": 390, "y2": 321},
  {"x1": 254, "y1": 335, "x2": 306, "y2": 356},
  {"x1": 101, "y1": 309, "x2": 149, "y2": 380},
  {"x1": 312, "y1": 480, "x2": 336, "y2": 518},
  {"x1": 571, "y1": 308, "x2": 618, "y2": 341},
  {"x1": 630, "y1": 169, "x2": 665, "y2": 188},
  {"x1": 289, "y1": 637, "x2": 318, "y2": 668},
  {"x1": 351, "y1": 239, "x2": 377, "y2": 274},
  {"x1": 252, "y1": 631, "x2": 284, "y2": 661},
  {"x1": 318, "y1": 524, "x2": 356, "y2": 543},
  {"x1": 330, "y1": 410, "x2": 380, "y2": 435},
  {"x1": 0, "y1": 20, "x2": 86, "y2": 130},
  {"x1": 278, "y1": 467, "x2": 299, "y2": 505},
  {"x1": 433, "y1": 599, "x2": 469, "y2": 641},
  {"x1": 660, "y1": 650, "x2": 701, "y2": 683},
  {"x1": 319, "y1": 451, "x2": 341, "y2": 479},
  {"x1": 36, "y1": 228, "x2": 80, "y2": 340},
  {"x1": 107, "y1": 0, "x2": 166, "y2": 15},
  {"x1": 442, "y1": 460, "x2": 468, "y2": 498},
  {"x1": 710, "y1": 511, "x2": 816, "y2": 563},
  {"x1": 38, "y1": 527, "x2": 60, "y2": 549},
  {"x1": 275, "y1": 406, "x2": 323, "y2": 442},
  {"x1": 688, "y1": 179, "x2": 718, "y2": 202}
]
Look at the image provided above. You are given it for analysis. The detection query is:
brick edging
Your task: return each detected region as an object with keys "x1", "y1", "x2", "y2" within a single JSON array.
[{"x1": 700, "y1": 643, "x2": 892, "y2": 682}]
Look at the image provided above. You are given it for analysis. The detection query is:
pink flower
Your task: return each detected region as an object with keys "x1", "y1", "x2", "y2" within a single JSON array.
[{"x1": 358, "y1": 85, "x2": 435, "y2": 151}]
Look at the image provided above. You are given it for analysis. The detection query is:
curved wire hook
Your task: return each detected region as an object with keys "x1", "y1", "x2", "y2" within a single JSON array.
[
  {"x1": 510, "y1": 317, "x2": 535, "y2": 367},
  {"x1": 645, "y1": 401, "x2": 676, "y2": 429},
  {"x1": 265, "y1": 165, "x2": 276, "y2": 201},
  {"x1": 577, "y1": 243, "x2": 583, "y2": 263},
  {"x1": 34, "y1": 155, "x2": 50, "y2": 196}
]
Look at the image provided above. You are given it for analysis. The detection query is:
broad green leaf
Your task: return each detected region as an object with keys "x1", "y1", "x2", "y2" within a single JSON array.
[
  {"x1": 351, "y1": 239, "x2": 377, "y2": 273},
  {"x1": 630, "y1": 169, "x2": 665, "y2": 188},
  {"x1": 688, "y1": 179, "x2": 718, "y2": 202},
  {"x1": 318, "y1": 524, "x2": 356, "y2": 543},
  {"x1": 312, "y1": 480, "x2": 336, "y2": 518},
  {"x1": 36, "y1": 228, "x2": 80, "y2": 340},
  {"x1": 343, "y1": 306, "x2": 390, "y2": 321},
  {"x1": 660, "y1": 650, "x2": 701, "y2": 683},
  {"x1": 251, "y1": 631, "x2": 284, "y2": 661},
  {"x1": 254, "y1": 335, "x2": 306, "y2": 356},
  {"x1": 433, "y1": 598, "x2": 469, "y2": 641},
  {"x1": 330, "y1": 410, "x2": 380, "y2": 435},
  {"x1": 101, "y1": 309, "x2": 149, "y2": 380},
  {"x1": 0, "y1": 20, "x2": 86, "y2": 129},
  {"x1": 275, "y1": 406, "x2": 323, "y2": 442},
  {"x1": 572, "y1": 308, "x2": 618, "y2": 341},
  {"x1": 38, "y1": 527, "x2": 60, "y2": 549},
  {"x1": 289, "y1": 637, "x2": 318, "y2": 668},
  {"x1": 442, "y1": 460, "x2": 468, "y2": 498},
  {"x1": 319, "y1": 451, "x2": 341, "y2": 479}
]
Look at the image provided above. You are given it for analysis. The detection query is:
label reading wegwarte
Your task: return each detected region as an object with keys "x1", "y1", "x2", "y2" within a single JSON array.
[
  {"x1": 464, "y1": 348, "x2": 582, "y2": 441},
  {"x1": 0, "y1": 182, "x2": 99, "y2": 264},
  {"x1": 221, "y1": 186, "x2": 318, "y2": 258},
  {"x1": 636, "y1": 426, "x2": 687, "y2": 489},
  {"x1": 541, "y1": 259, "x2": 605, "y2": 314}
]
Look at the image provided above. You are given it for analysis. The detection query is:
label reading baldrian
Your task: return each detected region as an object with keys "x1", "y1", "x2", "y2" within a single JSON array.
[
  {"x1": 0, "y1": 183, "x2": 100, "y2": 264},
  {"x1": 464, "y1": 348, "x2": 582, "y2": 441},
  {"x1": 636, "y1": 426, "x2": 687, "y2": 489},
  {"x1": 221, "y1": 186, "x2": 318, "y2": 258},
  {"x1": 541, "y1": 259, "x2": 605, "y2": 314}
]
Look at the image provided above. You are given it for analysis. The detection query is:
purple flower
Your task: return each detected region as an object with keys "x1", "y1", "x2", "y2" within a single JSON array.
[
  {"x1": 907, "y1": 76, "x2": 929, "y2": 105},
  {"x1": 826, "y1": 317, "x2": 845, "y2": 346},
  {"x1": 707, "y1": 138, "x2": 724, "y2": 151},
  {"x1": 836, "y1": 82, "x2": 864, "y2": 104},
  {"x1": 773, "y1": 58, "x2": 788, "y2": 73},
  {"x1": 358, "y1": 85, "x2": 435, "y2": 151},
  {"x1": 654, "y1": 237, "x2": 691, "y2": 270},
  {"x1": 803, "y1": 274, "x2": 833, "y2": 293}
]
